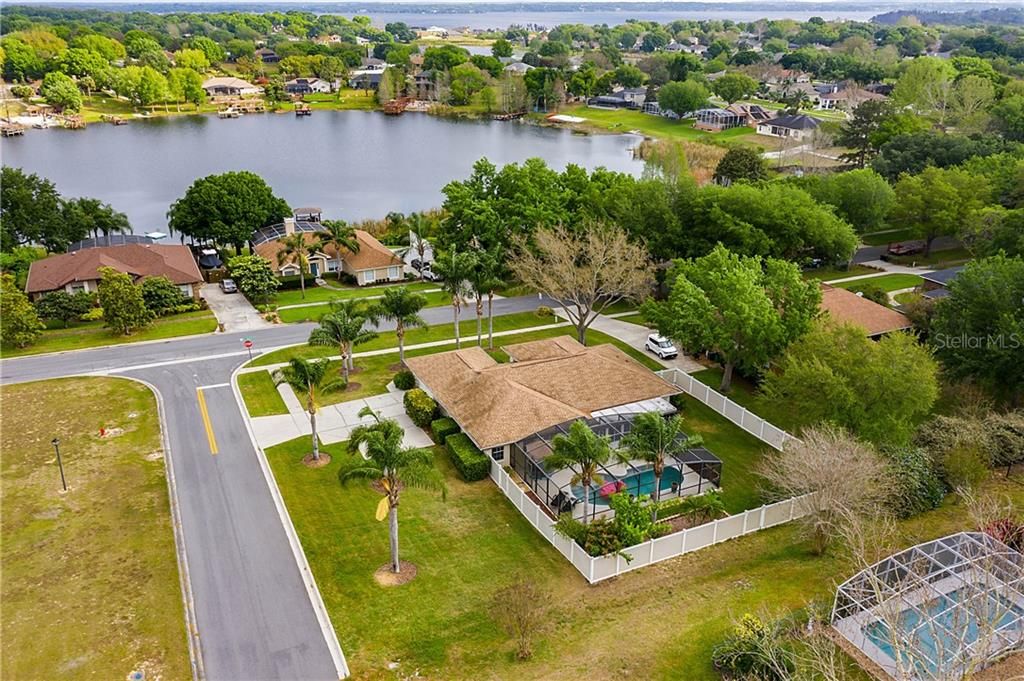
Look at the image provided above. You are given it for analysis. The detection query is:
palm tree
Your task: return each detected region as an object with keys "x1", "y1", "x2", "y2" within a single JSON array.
[
  {"x1": 316, "y1": 220, "x2": 360, "y2": 281},
  {"x1": 340, "y1": 407, "x2": 446, "y2": 573},
  {"x1": 272, "y1": 358, "x2": 345, "y2": 462},
  {"x1": 431, "y1": 248, "x2": 475, "y2": 349},
  {"x1": 277, "y1": 232, "x2": 314, "y2": 300},
  {"x1": 470, "y1": 246, "x2": 506, "y2": 349},
  {"x1": 408, "y1": 215, "x2": 430, "y2": 282},
  {"x1": 620, "y1": 412, "x2": 704, "y2": 522},
  {"x1": 307, "y1": 299, "x2": 378, "y2": 381},
  {"x1": 366, "y1": 286, "x2": 429, "y2": 364},
  {"x1": 546, "y1": 420, "x2": 612, "y2": 524}
]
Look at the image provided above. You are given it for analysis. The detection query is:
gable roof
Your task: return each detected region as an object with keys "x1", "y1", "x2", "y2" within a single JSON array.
[
  {"x1": 25, "y1": 243, "x2": 202, "y2": 294},
  {"x1": 405, "y1": 340, "x2": 679, "y2": 449},
  {"x1": 819, "y1": 285, "x2": 911, "y2": 337},
  {"x1": 252, "y1": 228, "x2": 402, "y2": 273},
  {"x1": 201, "y1": 76, "x2": 259, "y2": 91},
  {"x1": 766, "y1": 113, "x2": 821, "y2": 130}
]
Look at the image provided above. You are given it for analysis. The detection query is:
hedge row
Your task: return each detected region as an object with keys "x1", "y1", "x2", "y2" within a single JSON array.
[
  {"x1": 431, "y1": 417, "x2": 460, "y2": 443},
  {"x1": 403, "y1": 388, "x2": 437, "y2": 428},
  {"x1": 445, "y1": 433, "x2": 490, "y2": 482},
  {"x1": 278, "y1": 274, "x2": 318, "y2": 290}
]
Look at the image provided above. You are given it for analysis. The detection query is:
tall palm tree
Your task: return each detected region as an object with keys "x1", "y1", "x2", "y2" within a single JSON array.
[
  {"x1": 340, "y1": 407, "x2": 446, "y2": 573},
  {"x1": 408, "y1": 214, "x2": 430, "y2": 282},
  {"x1": 307, "y1": 299, "x2": 378, "y2": 381},
  {"x1": 546, "y1": 420, "x2": 612, "y2": 524},
  {"x1": 620, "y1": 412, "x2": 704, "y2": 522},
  {"x1": 277, "y1": 232, "x2": 314, "y2": 300},
  {"x1": 273, "y1": 358, "x2": 345, "y2": 462},
  {"x1": 366, "y1": 286, "x2": 429, "y2": 364},
  {"x1": 431, "y1": 248, "x2": 475, "y2": 349},
  {"x1": 316, "y1": 220, "x2": 360, "y2": 281},
  {"x1": 469, "y1": 246, "x2": 506, "y2": 349}
]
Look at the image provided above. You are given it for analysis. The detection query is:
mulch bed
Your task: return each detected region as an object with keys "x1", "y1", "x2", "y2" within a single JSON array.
[
  {"x1": 302, "y1": 453, "x2": 332, "y2": 468},
  {"x1": 343, "y1": 382, "x2": 362, "y2": 393},
  {"x1": 374, "y1": 561, "x2": 418, "y2": 586}
]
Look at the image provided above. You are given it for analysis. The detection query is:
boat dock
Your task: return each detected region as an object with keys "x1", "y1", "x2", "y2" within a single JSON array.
[
  {"x1": 295, "y1": 103, "x2": 312, "y2": 116},
  {"x1": 101, "y1": 114, "x2": 127, "y2": 125},
  {"x1": 1, "y1": 122, "x2": 26, "y2": 137},
  {"x1": 218, "y1": 107, "x2": 241, "y2": 119}
]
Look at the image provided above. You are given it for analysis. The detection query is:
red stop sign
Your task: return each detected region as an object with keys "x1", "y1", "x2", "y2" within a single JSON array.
[{"x1": 244, "y1": 340, "x2": 253, "y2": 349}]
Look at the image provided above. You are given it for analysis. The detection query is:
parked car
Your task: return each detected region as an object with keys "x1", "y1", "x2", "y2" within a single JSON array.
[
  {"x1": 419, "y1": 265, "x2": 440, "y2": 282},
  {"x1": 645, "y1": 333, "x2": 677, "y2": 359},
  {"x1": 219, "y1": 278, "x2": 238, "y2": 293},
  {"x1": 887, "y1": 241, "x2": 925, "y2": 256}
]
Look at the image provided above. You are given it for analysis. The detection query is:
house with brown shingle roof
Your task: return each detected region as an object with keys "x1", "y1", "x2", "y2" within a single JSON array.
[
  {"x1": 25, "y1": 243, "x2": 203, "y2": 300},
  {"x1": 819, "y1": 285, "x2": 912, "y2": 338},
  {"x1": 251, "y1": 217, "x2": 405, "y2": 286}
]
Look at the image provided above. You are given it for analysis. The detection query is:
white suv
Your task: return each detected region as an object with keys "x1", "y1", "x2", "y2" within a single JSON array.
[{"x1": 645, "y1": 333, "x2": 678, "y2": 359}]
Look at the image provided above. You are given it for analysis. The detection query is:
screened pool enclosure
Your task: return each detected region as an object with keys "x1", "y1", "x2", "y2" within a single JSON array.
[
  {"x1": 508, "y1": 411, "x2": 722, "y2": 523},
  {"x1": 832, "y1": 532, "x2": 1024, "y2": 680}
]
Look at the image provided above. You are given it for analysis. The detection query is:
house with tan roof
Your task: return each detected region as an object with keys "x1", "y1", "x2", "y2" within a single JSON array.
[
  {"x1": 406, "y1": 337, "x2": 723, "y2": 520},
  {"x1": 25, "y1": 243, "x2": 203, "y2": 301},
  {"x1": 251, "y1": 217, "x2": 405, "y2": 286},
  {"x1": 201, "y1": 76, "x2": 262, "y2": 97},
  {"x1": 819, "y1": 285, "x2": 912, "y2": 338}
]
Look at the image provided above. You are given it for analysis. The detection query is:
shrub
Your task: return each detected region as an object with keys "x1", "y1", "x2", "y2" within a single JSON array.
[
  {"x1": 608, "y1": 492, "x2": 670, "y2": 546},
  {"x1": 141, "y1": 276, "x2": 189, "y2": 315},
  {"x1": 431, "y1": 417, "x2": 460, "y2": 443},
  {"x1": 711, "y1": 613, "x2": 794, "y2": 681},
  {"x1": 444, "y1": 432, "x2": 490, "y2": 481},
  {"x1": 941, "y1": 445, "x2": 989, "y2": 494},
  {"x1": 983, "y1": 518, "x2": 1024, "y2": 552},
  {"x1": 987, "y1": 411, "x2": 1024, "y2": 471},
  {"x1": 81, "y1": 307, "x2": 104, "y2": 321},
  {"x1": 11, "y1": 85, "x2": 35, "y2": 99},
  {"x1": 855, "y1": 283, "x2": 889, "y2": 306},
  {"x1": 492, "y1": 578, "x2": 548, "y2": 661},
  {"x1": 884, "y1": 446, "x2": 945, "y2": 518},
  {"x1": 553, "y1": 515, "x2": 624, "y2": 558},
  {"x1": 393, "y1": 369, "x2": 416, "y2": 391},
  {"x1": 403, "y1": 388, "x2": 437, "y2": 428},
  {"x1": 172, "y1": 302, "x2": 202, "y2": 314},
  {"x1": 277, "y1": 273, "x2": 318, "y2": 290},
  {"x1": 535, "y1": 305, "x2": 554, "y2": 317}
]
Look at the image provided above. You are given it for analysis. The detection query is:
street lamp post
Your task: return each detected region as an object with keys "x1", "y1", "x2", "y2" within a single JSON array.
[{"x1": 50, "y1": 437, "x2": 68, "y2": 492}]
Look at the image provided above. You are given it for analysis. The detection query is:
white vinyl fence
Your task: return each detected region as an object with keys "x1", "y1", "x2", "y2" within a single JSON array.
[
  {"x1": 490, "y1": 459, "x2": 812, "y2": 584},
  {"x1": 656, "y1": 368, "x2": 799, "y2": 451}
]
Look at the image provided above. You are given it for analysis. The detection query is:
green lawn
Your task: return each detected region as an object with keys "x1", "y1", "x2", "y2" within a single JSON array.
[
  {"x1": 251, "y1": 309, "x2": 565, "y2": 366},
  {"x1": 616, "y1": 312, "x2": 649, "y2": 327},
  {"x1": 834, "y1": 273, "x2": 923, "y2": 293},
  {"x1": 237, "y1": 371, "x2": 289, "y2": 417},
  {"x1": 0, "y1": 378, "x2": 190, "y2": 679},
  {"x1": 266, "y1": 422, "x2": 1023, "y2": 680},
  {"x1": 887, "y1": 246, "x2": 972, "y2": 269},
  {"x1": 861, "y1": 227, "x2": 918, "y2": 246},
  {"x1": 272, "y1": 281, "x2": 438, "y2": 308},
  {"x1": 2, "y1": 310, "x2": 218, "y2": 358},
  {"x1": 801, "y1": 264, "x2": 879, "y2": 282},
  {"x1": 304, "y1": 88, "x2": 379, "y2": 111},
  {"x1": 558, "y1": 104, "x2": 753, "y2": 144},
  {"x1": 277, "y1": 291, "x2": 449, "y2": 323}
]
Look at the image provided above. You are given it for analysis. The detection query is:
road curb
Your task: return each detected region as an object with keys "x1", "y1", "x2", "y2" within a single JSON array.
[
  {"x1": 229, "y1": 362, "x2": 350, "y2": 680},
  {"x1": 120, "y1": 376, "x2": 206, "y2": 681}
]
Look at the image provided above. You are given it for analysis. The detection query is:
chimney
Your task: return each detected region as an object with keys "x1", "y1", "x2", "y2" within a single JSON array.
[{"x1": 284, "y1": 217, "x2": 295, "y2": 235}]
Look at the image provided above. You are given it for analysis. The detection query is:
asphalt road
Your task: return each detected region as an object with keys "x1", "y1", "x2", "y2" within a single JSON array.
[{"x1": 0, "y1": 294, "x2": 553, "y2": 680}]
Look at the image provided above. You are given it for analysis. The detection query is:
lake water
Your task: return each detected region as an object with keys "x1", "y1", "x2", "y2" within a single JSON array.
[{"x1": 1, "y1": 110, "x2": 643, "y2": 232}]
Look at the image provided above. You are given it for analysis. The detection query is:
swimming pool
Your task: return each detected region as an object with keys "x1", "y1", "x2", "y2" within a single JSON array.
[
  {"x1": 863, "y1": 587, "x2": 1024, "y2": 675},
  {"x1": 572, "y1": 467, "x2": 684, "y2": 506}
]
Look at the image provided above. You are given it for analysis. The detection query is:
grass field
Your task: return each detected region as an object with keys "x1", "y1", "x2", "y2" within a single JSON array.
[
  {"x1": 304, "y1": 88, "x2": 379, "y2": 111},
  {"x1": 266, "y1": 420, "x2": 1023, "y2": 680},
  {"x1": 558, "y1": 104, "x2": 754, "y2": 144},
  {"x1": 833, "y1": 273, "x2": 923, "y2": 293},
  {"x1": 272, "y1": 281, "x2": 439, "y2": 308},
  {"x1": 2, "y1": 310, "x2": 218, "y2": 358},
  {"x1": 802, "y1": 264, "x2": 880, "y2": 282},
  {"x1": 278, "y1": 291, "x2": 450, "y2": 323},
  {"x1": 237, "y1": 371, "x2": 289, "y2": 417},
  {"x1": 887, "y1": 246, "x2": 972, "y2": 269},
  {"x1": 0, "y1": 378, "x2": 189, "y2": 679},
  {"x1": 860, "y1": 227, "x2": 918, "y2": 246}
]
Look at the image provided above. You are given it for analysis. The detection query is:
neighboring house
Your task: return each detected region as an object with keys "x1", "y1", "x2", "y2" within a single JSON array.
[
  {"x1": 503, "y1": 61, "x2": 534, "y2": 75},
  {"x1": 348, "y1": 70, "x2": 383, "y2": 90},
  {"x1": 25, "y1": 243, "x2": 204, "y2": 300},
  {"x1": 414, "y1": 71, "x2": 436, "y2": 100},
  {"x1": 285, "y1": 77, "x2": 332, "y2": 95},
  {"x1": 694, "y1": 104, "x2": 774, "y2": 131},
  {"x1": 201, "y1": 76, "x2": 263, "y2": 97},
  {"x1": 587, "y1": 87, "x2": 646, "y2": 110},
  {"x1": 406, "y1": 337, "x2": 722, "y2": 520},
  {"x1": 252, "y1": 218, "x2": 405, "y2": 286},
  {"x1": 255, "y1": 47, "x2": 281, "y2": 63},
  {"x1": 360, "y1": 57, "x2": 387, "y2": 72},
  {"x1": 816, "y1": 86, "x2": 885, "y2": 111},
  {"x1": 920, "y1": 266, "x2": 965, "y2": 300},
  {"x1": 819, "y1": 285, "x2": 912, "y2": 338},
  {"x1": 401, "y1": 231, "x2": 434, "y2": 270},
  {"x1": 756, "y1": 113, "x2": 821, "y2": 140}
]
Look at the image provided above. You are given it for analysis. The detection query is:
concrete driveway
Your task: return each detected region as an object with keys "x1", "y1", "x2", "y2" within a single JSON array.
[{"x1": 202, "y1": 283, "x2": 274, "y2": 332}]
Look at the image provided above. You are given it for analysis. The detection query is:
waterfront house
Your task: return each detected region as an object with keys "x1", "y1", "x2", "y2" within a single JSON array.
[
  {"x1": 756, "y1": 113, "x2": 820, "y2": 141},
  {"x1": 694, "y1": 104, "x2": 775, "y2": 132},
  {"x1": 252, "y1": 217, "x2": 405, "y2": 286},
  {"x1": 819, "y1": 285, "x2": 912, "y2": 338},
  {"x1": 25, "y1": 242, "x2": 203, "y2": 300},
  {"x1": 348, "y1": 70, "x2": 383, "y2": 90},
  {"x1": 587, "y1": 87, "x2": 646, "y2": 110},
  {"x1": 202, "y1": 76, "x2": 262, "y2": 98},
  {"x1": 285, "y1": 78, "x2": 333, "y2": 95},
  {"x1": 406, "y1": 337, "x2": 722, "y2": 520}
]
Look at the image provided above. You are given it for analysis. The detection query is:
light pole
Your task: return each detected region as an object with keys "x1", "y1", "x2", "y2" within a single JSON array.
[{"x1": 50, "y1": 437, "x2": 68, "y2": 492}]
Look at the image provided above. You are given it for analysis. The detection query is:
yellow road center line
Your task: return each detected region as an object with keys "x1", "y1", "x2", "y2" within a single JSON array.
[{"x1": 196, "y1": 388, "x2": 218, "y2": 455}]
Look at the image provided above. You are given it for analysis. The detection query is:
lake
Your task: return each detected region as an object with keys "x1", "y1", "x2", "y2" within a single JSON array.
[{"x1": 1, "y1": 110, "x2": 643, "y2": 231}]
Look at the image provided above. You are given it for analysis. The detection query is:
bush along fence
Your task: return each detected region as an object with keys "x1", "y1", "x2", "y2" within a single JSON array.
[
  {"x1": 656, "y1": 368, "x2": 798, "y2": 451},
  {"x1": 489, "y1": 460, "x2": 812, "y2": 583}
]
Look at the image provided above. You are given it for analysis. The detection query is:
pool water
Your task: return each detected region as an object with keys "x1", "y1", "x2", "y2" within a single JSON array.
[
  {"x1": 863, "y1": 587, "x2": 1024, "y2": 674},
  {"x1": 572, "y1": 467, "x2": 683, "y2": 506}
]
